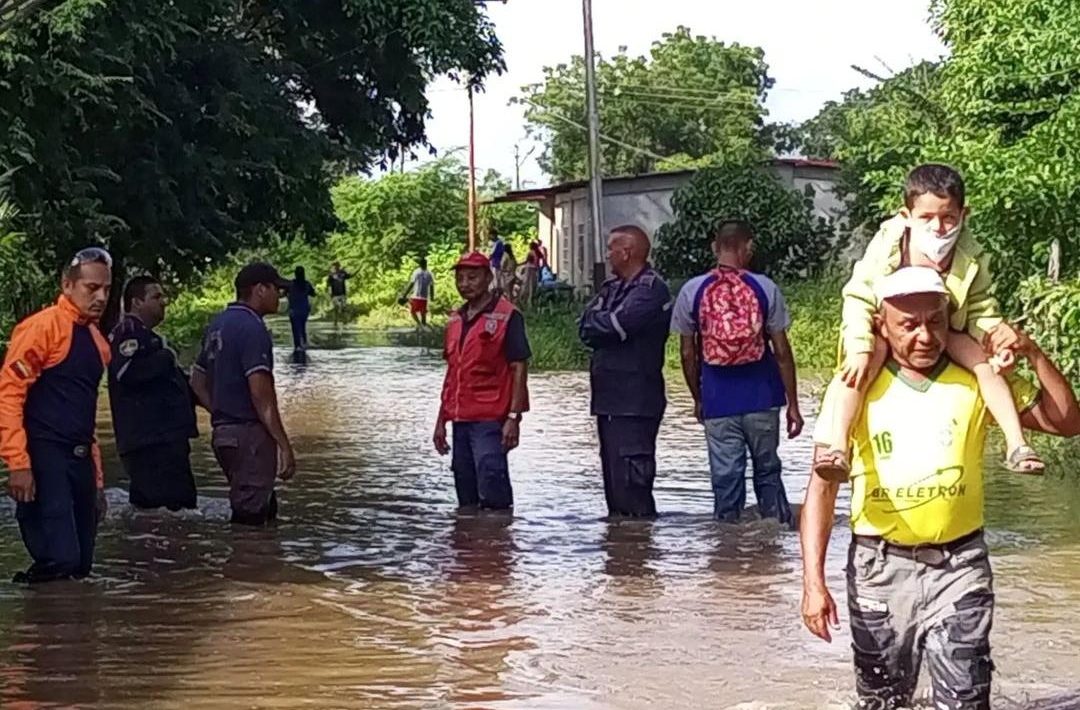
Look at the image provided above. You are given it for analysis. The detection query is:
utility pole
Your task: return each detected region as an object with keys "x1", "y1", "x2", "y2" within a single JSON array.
[
  {"x1": 465, "y1": 0, "x2": 506, "y2": 252},
  {"x1": 582, "y1": 0, "x2": 604, "y2": 291},
  {"x1": 513, "y1": 143, "x2": 536, "y2": 190},
  {"x1": 467, "y1": 85, "x2": 478, "y2": 252}
]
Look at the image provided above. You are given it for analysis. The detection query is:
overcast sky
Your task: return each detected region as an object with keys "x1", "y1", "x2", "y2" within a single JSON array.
[{"x1": 406, "y1": 0, "x2": 947, "y2": 188}]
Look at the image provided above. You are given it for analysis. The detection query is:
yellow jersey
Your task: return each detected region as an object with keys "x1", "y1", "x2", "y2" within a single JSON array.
[{"x1": 849, "y1": 359, "x2": 1039, "y2": 545}]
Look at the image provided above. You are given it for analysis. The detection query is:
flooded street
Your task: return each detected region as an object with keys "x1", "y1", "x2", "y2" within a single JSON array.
[{"x1": 2, "y1": 327, "x2": 1080, "y2": 709}]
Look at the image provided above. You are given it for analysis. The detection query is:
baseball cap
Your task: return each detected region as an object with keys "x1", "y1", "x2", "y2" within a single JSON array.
[
  {"x1": 453, "y1": 251, "x2": 491, "y2": 270},
  {"x1": 875, "y1": 266, "x2": 949, "y2": 305},
  {"x1": 235, "y1": 262, "x2": 291, "y2": 291}
]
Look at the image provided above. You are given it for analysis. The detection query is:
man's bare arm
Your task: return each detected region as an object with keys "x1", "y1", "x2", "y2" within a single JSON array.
[
  {"x1": 771, "y1": 330, "x2": 799, "y2": 412},
  {"x1": 679, "y1": 334, "x2": 701, "y2": 403},
  {"x1": 509, "y1": 361, "x2": 528, "y2": 413},
  {"x1": 801, "y1": 458, "x2": 840, "y2": 592},
  {"x1": 1019, "y1": 339, "x2": 1080, "y2": 437},
  {"x1": 189, "y1": 369, "x2": 213, "y2": 411},
  {"x1": 248, "y1": 371, "x2": 296, "y2": 479},
  {"x1": 800, "y1": 449, "x2": 843, "y2": 642}
]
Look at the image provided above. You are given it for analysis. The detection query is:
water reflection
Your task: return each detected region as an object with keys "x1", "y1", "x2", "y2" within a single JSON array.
[
  {"x1": 2, "y1": 582, "x2": 105, "y2": 709},
  {"x1": 0, "y1": 325, "x2": 1079, "y2": 709}
]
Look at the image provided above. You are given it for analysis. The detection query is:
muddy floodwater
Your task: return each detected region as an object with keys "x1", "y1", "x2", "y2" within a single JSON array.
[{"x1": 2, "y1": 324, "x2": 1079, "y2": 709}]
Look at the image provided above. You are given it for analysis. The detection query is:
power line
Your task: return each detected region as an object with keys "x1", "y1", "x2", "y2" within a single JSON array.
[
  {"x1": 554, "y1": 87, "x2": 764, "y2": 111},
  {"x1": 597, "y1": 81, "x2": 833, "y2": 97},
  {"x1": 520, "y1": 97, "x2": 682, "y2": 166}
]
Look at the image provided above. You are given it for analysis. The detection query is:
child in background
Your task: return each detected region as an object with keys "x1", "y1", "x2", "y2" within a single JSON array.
[{"x1": 814, "y1": 163, "x2": 1044, "y2": 480}]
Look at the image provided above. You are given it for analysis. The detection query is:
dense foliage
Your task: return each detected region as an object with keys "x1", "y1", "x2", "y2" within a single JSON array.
[
  {"x1": 1019, "y1": 276, "x2": 1080, "y2": 385},
  {"x1": 520, "y1": 27, "x2": 774, "y2": 181},
  {"x1": 797, "y1": 0, "x2": 1080, "y2": 301},
  {"x1": 329, "y1": 158, "x2": 534, "y2": 280},
  {"x1": 0, "y1": 0, "x2": 503, "y2": 289},
  {"x1": 0, "y1": 197, "x2": 51, "y2": 344},
  {"x1": 796, "y1": 62, "x2": 946, "y2": 235},
  {"x1": 160, "y1": 159, "x2": 536, "y2": 346},
  {"x1": 654, "y1": 164, "x2": 839, "y2": 280}
]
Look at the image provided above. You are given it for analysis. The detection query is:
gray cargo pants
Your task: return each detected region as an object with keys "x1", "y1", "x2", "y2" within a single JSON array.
[
  {"x1": 847, "y1": 531, "x2": 994, "y2": 710},
  {"x1": 212, "y1": 423, "x2": 279, "y2": 525}
]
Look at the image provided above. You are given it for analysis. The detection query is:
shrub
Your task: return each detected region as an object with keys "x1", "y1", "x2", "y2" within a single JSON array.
[
  {"x1": 1019, "y1": 275, "x2": 1080, "y2": 385},
  {"x1": 654, "y1": 163, "x2": 841, "y2": 281},
  {"x1": 0, "y1": 200, "x2": 53, "y2": 351}
]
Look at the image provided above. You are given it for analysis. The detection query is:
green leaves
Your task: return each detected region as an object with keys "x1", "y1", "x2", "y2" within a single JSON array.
[
  {"x1": 0, "y1": 0, "x2": 503, "y2": 286},
  {"x1": 800, "y1": 0, "x2": 1080, "y2": 309},
  {"x1": 328, "y1": 158, "x2": 534, "y2": 280},
  {"x1": 519, "y1": 27, "x2": 773, "y2": 182},
  {"x1": 654, "y1": 163, "x2": 840, "y2": 281},
  {"x1": 1019, "y1": 275, "x2": 1080, "y2": 384},
  {"x1": 0, "y1": 196, "x2": 51, "y2": 344}
]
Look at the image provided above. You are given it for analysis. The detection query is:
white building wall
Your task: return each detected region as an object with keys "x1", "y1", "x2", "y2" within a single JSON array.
[{"x1": 547, "y1": 166, "x2": 845, "y2": 288}]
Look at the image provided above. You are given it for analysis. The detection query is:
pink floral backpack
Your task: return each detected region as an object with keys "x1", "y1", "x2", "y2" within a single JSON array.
[{"x1": 693, "y1": 267, "x2": 767, "y2": 366}]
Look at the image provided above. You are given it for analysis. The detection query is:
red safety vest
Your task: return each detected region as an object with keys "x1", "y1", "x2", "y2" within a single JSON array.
[{"x1": 441, "y1": 297, "x2": 518, "y2": 422}]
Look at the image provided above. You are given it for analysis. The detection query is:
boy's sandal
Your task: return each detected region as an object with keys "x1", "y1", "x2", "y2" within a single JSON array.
[
  {"x1": 1004, "y1": 445, "x2": 1045, "y2": 475},
  {"x1": 814, "y1": 449, "x2": 851, "y2": 480}
]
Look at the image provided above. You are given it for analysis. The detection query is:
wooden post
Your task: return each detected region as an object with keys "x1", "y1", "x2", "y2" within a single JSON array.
[{"x1": 467, "y1": 86, "x2": 478, "y2": 253}]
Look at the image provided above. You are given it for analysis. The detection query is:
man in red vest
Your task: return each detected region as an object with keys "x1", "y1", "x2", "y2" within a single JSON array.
[{"x1": 433, "y1": 251, "x2": 531, "y2": 510}]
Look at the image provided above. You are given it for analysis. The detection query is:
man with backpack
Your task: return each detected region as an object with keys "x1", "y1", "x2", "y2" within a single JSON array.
[
  {"x1": 579, "y1": 225, "x2": 672, "y2": 518},
  {"x1": 671, "y1": 221, "x2": 804, "y2": 523}
]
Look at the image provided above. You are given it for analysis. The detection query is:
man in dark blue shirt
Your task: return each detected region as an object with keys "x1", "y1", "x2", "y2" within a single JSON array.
[
  {"x1": 190, "y1": 263, "x2": 296, "y2": 525},
  {"x1": 579, "y1": 226, "x2": 672, "y2": 518},
  {"x1": 108, "y1": 276, "x2": 198, "y2": 511}
]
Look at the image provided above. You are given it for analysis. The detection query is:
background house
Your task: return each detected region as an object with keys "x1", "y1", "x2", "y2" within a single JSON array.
[{"x1": 492, "y1": 158, "x2": 844, "y2": 290}]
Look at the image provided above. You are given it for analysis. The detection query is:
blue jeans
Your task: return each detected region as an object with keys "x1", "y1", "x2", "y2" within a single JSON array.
[
  {"x1": 451, "y1": 421, "x2": 513, "y2": 510},
  {"x1": 704, "y1": 409, "x2": 792, "y2": 524}
]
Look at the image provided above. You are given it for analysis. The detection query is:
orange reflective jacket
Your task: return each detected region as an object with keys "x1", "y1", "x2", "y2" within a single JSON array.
[{"x1": 0, "y1": 296, "x2": 111, "y2": 488}]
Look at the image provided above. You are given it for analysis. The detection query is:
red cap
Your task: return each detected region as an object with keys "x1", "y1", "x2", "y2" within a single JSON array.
[{"x1": 453, "y1": 251, "x2": 491, "y2": 270}]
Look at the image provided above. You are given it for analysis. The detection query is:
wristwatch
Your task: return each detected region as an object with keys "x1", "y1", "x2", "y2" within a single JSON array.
[{"x1": 506, "y1": 412, "x2": 522, "y2": 422}]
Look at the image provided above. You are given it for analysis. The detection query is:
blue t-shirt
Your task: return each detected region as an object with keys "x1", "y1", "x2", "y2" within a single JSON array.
[
  {"x1": 671, "y1": 270, "x2": 790, "y2": 419},
  {"x1": 194, "y1": 303, "x2": 274, "y2": 426}
]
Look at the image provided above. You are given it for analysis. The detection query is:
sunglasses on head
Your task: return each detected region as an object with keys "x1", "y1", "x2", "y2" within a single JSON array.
[{"x1": 69, "y1": 247, "x2": 113, "y2": 269}]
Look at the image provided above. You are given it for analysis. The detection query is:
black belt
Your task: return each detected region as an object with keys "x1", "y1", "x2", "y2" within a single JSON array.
[
  {"x1": 854, "y1": 528, "x2": 983, "y2": 565},
  {"x1": 29, "y1": 439, "x2": 92, "y2": 458}
]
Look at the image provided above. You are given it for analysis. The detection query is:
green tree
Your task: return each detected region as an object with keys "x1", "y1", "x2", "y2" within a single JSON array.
[
  {"x1": 0, "y1": 196, "x2": 51, "y2": 343},
  {"x1": 800, "y1": 0, "x2": 1080, "y2": 301},
  {"x1": 654, "y1": 163, "x2": 838, "y2": 280},
  {"x1": 928, "y1": 0, "x2": 1080, "y2": 295},
  {"x1": 330, "y1": 158, "x2": 470, "y2": 276},
  {"x1": 796, "y1": 61, "x2": 946, "y2": 234},
  {"x1": 519, "y1": 27, "x2": 773, "y2": 182},
  {"x1": 477, "y1": 169, "x2": 536, "y2": 240},
  {"x1": 0, "y1": 0, "x2": 503, "y2": 290}
]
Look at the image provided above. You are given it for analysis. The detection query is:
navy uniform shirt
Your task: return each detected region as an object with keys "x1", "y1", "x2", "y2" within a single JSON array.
[
  {"x1": 108, "y1": 314, "x2": 197, "y2": 456},
  {"x1": 193, "y1": 304, "x2": 273, "y2": 427},
  {"x1": 579, "y1": 267, "x2": 672, "y2": 418}
]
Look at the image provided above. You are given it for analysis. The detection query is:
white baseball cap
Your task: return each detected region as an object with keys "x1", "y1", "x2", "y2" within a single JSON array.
[{"x1": 875, "y1": 266, "x2": 949, "y2": 306}]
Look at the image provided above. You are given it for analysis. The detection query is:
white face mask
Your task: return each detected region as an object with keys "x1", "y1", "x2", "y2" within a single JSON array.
[{"x1": 910, "y1": 219, "x2": 963, "y2": 264}]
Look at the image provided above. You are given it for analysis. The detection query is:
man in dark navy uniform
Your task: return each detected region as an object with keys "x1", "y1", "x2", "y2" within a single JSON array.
[
  {"x1": 190, "y1": 262, "x2": 296, "y2": 525},
  {"x1": 579, "y1": 225, "x2": 672, "y2": 518},
  {"x1": 108, "y1": 276, "x2": 198, "y2": 511}
]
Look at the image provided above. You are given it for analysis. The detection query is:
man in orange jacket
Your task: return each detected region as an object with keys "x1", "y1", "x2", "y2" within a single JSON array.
[
  {"x1": 433, "y1": 251, "x2": 530, "y2": 510},
  {"x1": 0, "y1": 247, "x2": 112, "y2": 584}
]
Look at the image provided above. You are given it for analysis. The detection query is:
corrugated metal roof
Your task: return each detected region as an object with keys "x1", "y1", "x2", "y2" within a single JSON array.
[{"x1": 489, "y1": 157, "x2": 840, "y2": 204}]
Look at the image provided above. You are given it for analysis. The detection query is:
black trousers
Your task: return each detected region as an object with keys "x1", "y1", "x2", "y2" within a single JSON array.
[
  {"x1": 597, "y1": 416, "x2": 661, "y2": 518},
  {"x1": 16, "y1": 440, "x2": 97, "y2": 582},
  {"x1": 121, "y1": 439, "x2": 198, "y2": 511}
]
